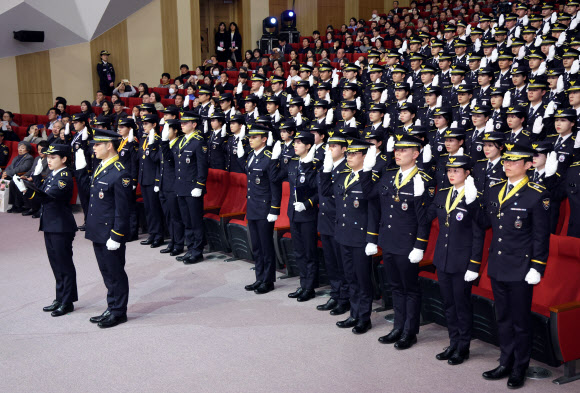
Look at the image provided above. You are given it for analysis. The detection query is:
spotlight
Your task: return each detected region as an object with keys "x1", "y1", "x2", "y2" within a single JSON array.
[
  {"x1": 281, "y1": 10, "x2": 297, "y2": 31},
  {"x1": 262, "y1": 16, "x2": 279, "y2": 36}
]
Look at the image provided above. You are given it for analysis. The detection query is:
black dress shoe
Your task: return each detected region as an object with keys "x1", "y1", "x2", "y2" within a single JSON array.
[
  {"x1": 288, "y1": 287, "x2": 304, "y2": 298},
  {"x1": 51, "y1": 303, "x2": 74, "y2": 317},
  {"x1": 317, "y1": 298, "x2": 338, "y2": 311},
  {"x1": 330, "y1": 303, "x2": 350, "y2": 316},
  {"x1": 507, "y1": 372, "x2": 526, "y2": 389},
  {"x1": 448, "y1": 350, "x2": 469, "y2": 365},
  {"x1": 159, "y1": 245, "x2": 173, "y2": 253},
  {"x1": 140, "y1": 238, "x2": 154, "y2": 245},
  {"x1": 170, "y1": 248, "x2": 184, "y2": 256},
  {"x1": 43, "y1": 300, "x2": 61, "y2": 312},
  {"x1": 183, "y1": 254, "x2": 204, "y2": 264},
  {"x1": 77, "y1": 224, "x2": 86, "y2": 231},
  {"x1": 244, "y1": 281, "x2": 262, "y2": 291},
  {"x1": 378, "y1": 328, "x2": 403, "y2": 344},
  {"x1": 394, "y1": 334, "x2": 417, "y2": 350},
  {"x1": 21, "y1": 209, "x2": 35, "y2": 216},
  {"x1": 176, "y1": 252, "x2": 191, "y2": 262},
  {"x1": 297, "y1": 289, "x2": 315, "y2": 302},
  {"x1": 436, "y1": 346, "x2": 457, "y2": 360},
  {"x1": 336, "y1": 316, "x2": 358, "y2": 328},
  {"x1": 98, "y1": 314, "x2": 128, "y2": 328},
  {"x1": 482, "y1": 365, "x2": 512, "y2": 380},
  {"x1": 90, "y1": 310, "x2": 111, "y2": 324},
  {"x1": 254, "y1": 282, "x2": 274, "y2": 294},
  {"x1": 32, "y1": 211, "x2": 40, "y2": 218},
  {"x1": 352, "y1": 320, "x2": 372, "y2": 334},
  {"x1": 150, "y1": 239, "x2": 164, "y2": 248},
  {"x1": 7, "y1": 207, "x2": 24, "y2": 213}
]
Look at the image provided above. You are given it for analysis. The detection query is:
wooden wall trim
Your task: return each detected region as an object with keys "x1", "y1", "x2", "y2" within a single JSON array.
[
  {"x1": 16, "y1": 51, "x2": 52, "y2": 115},
  {"x1": 161, "y1": 0, "x2": 180, "y2": 74}
]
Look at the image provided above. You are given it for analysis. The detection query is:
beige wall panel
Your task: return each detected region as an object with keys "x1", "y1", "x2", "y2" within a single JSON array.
[
  {"x1": 0, "y1": 57, "x2": 20, "y2": 113},
  {"x1": 177, "y1": 0, "x2": 193, "y2": 67},
  {"x1": 161, "y1": 0, "x2": 180, "y2": 74},
  {"x1": 16, "y1": 51, "x2": 52, "y2": 115},
  {"x1": 318, "y1": 0, "x2": 346, "y2": 33},
  {"x1": 294, "y1": 0, "x2": 317, "y2": 38},
  {"x1": 345, "y1": 0, "x2": 359, "y2": 21},
  {"x1": 50, "y1": 42, "x2": 93, "y2": 106}
]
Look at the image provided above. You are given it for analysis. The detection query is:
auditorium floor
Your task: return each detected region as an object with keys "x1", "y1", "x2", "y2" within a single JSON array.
[{"x1": 0, "y1": 212, "x2": 577, "y2": 393}]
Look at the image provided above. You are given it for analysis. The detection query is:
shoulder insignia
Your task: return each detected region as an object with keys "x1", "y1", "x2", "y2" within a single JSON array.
[
  {"x1": 528, "y1": 182, "x2": 546, "y2": 191},
  {"x1": 439, "y1": 186, "x2": 453, "y2": 191},
  {"x1": 546, "y1": 134, "x2": 558, "y2": 138},
  {"x1": 570, "y1": 161, "x2": 580, "y2": 167},
  {"x1": 264, "y1": 150, "x2": 272, "y2": 158},
  {"x1": 193, "y1": 133, "x2": 202, "y2": 140},
  {"x1": 477, "y1": 158, "x2": 487, "y2": 162},
  {"x1": 291, "y1": 157, "x2": 300, "y2": 160},
  {"x1": 114, "y1": 161, "x2": 125, "y2": 171},
  {"x1": 386, "y1": 167, "x2": 398, "y2": 171},
  {"x1": 491, "y1": 179, "x2": 507, "y2": 187},
  {"x1": 60, "y1": 171, "x2": 68, "y2": 176},
  {"x1": 419, "y1": 170, "x2": 432, "y2": 180},
  {"x1": 121, "y1": 177, "x2": 131, "y2": 187},
  {"x1": 380, "y1": 154, "x2": 387, "y2": 161}
]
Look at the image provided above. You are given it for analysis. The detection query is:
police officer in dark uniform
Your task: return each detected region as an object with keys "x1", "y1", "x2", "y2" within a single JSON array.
[
  {"x1": 207, "y1": 111, "x2": 228, "y2": 169},
  {"x1": 225, "y1": 114, "x2": 249, "y2": 173},
  {"x1": 278, "y1": 119, "x2": 297, "y2": 173},
  {"x1": 269, "y1": 75, "x2": 290, "y2": 117},
  {"x1": 466, "y1": 105, "x2": 492, "y2": 163},
  {"x1": 452, "y1": 85, "x2": 474, "y2": 130},
  {"x1": 272, "y1": 132, "x2": 319, "y2": 301},
  {"x1": 96, "y1": 50, "x2": 115, "y2": 96},
  {"x1": 489, "y1": 87, "x2": 510, "y2": 133},
  {"x1": 430, "y1": 106, "x2": 453, "y2": 162},
  {"x1": 138, "y1": 114, "x2": 165, "y2": 248},
  {"x1": 366, "y1": 134, "x2": 434, "y2": 347},
  {"x1": 264, "y1": 95, "x2": 284, "y2": 134},
  {"x1": 417, "y1": 155, "x2": 485, "y2": 365},
  {"x1": 194, "y1": 85, "x2": 214, "y2": 136},
  {"x1": 74, "y1": 128, "x2": 133, "y2": 328},
  {"x1": 116, "y1": 117, "x2": 140, "y2": 241},
  {"x1": 473, "y1": 143, "x2": 550, "y2": 389},
  {"x1": 505, "y1": 105, "x2": 533, "y2": 145},
  {"x1": 238, "y1": 125, "x2": 282, "y2": 294},
  {"x1": 308, "y1": 122, "x2": 327, "y2": 167},
  {"x1": 472, "y1": 131, "x2": 507, "y2": 191},
  {"x1": 171, "y1": 112, "x2": 208, "y2": 264},
  {"x1": 70, "y1": 112, "x2": 94, "y2": 231},
  {"x1": 243, "y1": 94, "x2": 261, "y2": 125},
  {"x1": 0, "y1": 131, "x2": 10, "y2": 166},
  {"x1": 13, "y1": 144, "x2": 78, "y2": 317}
]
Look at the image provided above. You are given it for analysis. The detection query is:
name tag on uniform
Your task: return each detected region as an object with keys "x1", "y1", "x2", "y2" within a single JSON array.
[
  {"x1": 252, "y1": 168, "x2": 263, "y2": 172},
  {"x1": 98, "y1": 181, "x2": 108, "y2": 185},
  {"x1": 510, "y1": 207, "x2": 527, "y2": 211}
]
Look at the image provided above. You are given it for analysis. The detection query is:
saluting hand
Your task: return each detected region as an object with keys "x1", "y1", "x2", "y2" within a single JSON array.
[
  {"x1": 545, "y1": 151, "x2": 558, "y2": 178},
  {"x1": 322, "y1": 146, "x2": 333, "y2": 173},
  {"x1": 271, "y1": 140, "x2": 282, "y2": 160},
  {"x1": 413, "y1": 174, "x2": 425, "y2": 197},
  {"x1": 464, "y1": 175, "x2": 478, "y2": 205},
  {"x1": 362, "y1": 145, "x2": 377, "y2": 172},
  {"x1": 75, "y1": 148, "x2": 87, "y2": 170},
  {"x1": 301, "y1": 145, "x2": 315, "y2": 164}
]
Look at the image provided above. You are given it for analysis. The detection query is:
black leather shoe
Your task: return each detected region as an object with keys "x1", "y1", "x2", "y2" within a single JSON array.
[
  {"x1": 254, "y1": 282, "x2": 274, "y2": 294},
  {"x1": 150, "y1": 239, "x2": 164, "y2": 248},
  {"x1": 32, "y1": 211, "x2": 40, "y2": 218},
  {"x1": 317, "y1": 298, "x2": 338, "y2": 311},
  {"x1": 507, "y1": 372, "x2": 526, "y2": 389},
  {"x1": 436, "y1": 346, "x2": 457, "y2": 360},
  {"x1": 77, "y1": 224, "x2": 85, "y2": 231},
  {"x1": 378, "y1": 328, "x2": 403, "y2": 344},
  {"x1": 21, "y1": 209, "x2": 35, "y2": 216},
  {"x1": 159, "y1": 245, "x2": 173, "y2": 253},
  {"x1": 448, "y1": 350, "x2": 469, "y2": 365},
  {"x1": 297, "y1": 289, "x2": 315, "y2": 302},
  {"x1": 176, "y1": 252, "x2": 191, "y2": 262},
  {"x1": 89, "y1": 310, "x2": 111, "y2": 324},
  {"x1": 482, "y1": 365, "x2": 512, "y2": 380},
  {"x1": 140, "y1": 238, "x2": 154, "y2": 245},
  {"x1": 288, "y1": 287, "x2": 304, "y2": 298},
  {"x1": 352, "y1": 320, "x2": 372, "y2": 334},
  {"x1": 98, "y1": 314, "x2": 128, "y2": 328},
  {"x1": 183, "y1": 254, "x2": 204, "y2": 264},
  {"x1": 51, "y1": 303, "x2": 74, "y2": 317},
  {"x1": 336, "y1": 316, "x2": 358, "y2": 328},
  {"x1": 244, "y1": 281, "x2": 262, "y2": 291},
  {"x1": 170, "y1": 248, "x2": 184, "y2": 256},
  {"x1": 7, "y1": 207, "x2": 24, "y2": 213},
  {"x1": 43, "y1": 300, "x2": 61, "y2": 312},
  {"x1": 394, "y1": 334, "x2": 417, "y2": 350},
  {"x1": 330, "y1": 303, "x2": 350, "y2": 315}
]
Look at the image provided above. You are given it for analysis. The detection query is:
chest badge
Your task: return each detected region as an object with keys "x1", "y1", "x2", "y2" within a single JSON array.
[
  {"x1": 255, "y1": 176, "x2": 261, "y2": 185},
  {"x1": 401, "y1": 202, "x2": 408, "y2": 211},
  {"x1": 186, "y1": 157, "x2": 190, "y2": 164},
  {"x1": 514, "y1": 219, "x2": 522, "y2": 229},
  {"x1": 456, "y1": 211, "x2": 464, "y2": 221},
  {"x1": 99, "y1": 190, "x2": 104, "y2": 199},
  {"x1": 299, "y1": 175, "x2": 305, "y2": 183},
  {"x1": 353, "y1": 199, "x2": 360, "y2": 208}
]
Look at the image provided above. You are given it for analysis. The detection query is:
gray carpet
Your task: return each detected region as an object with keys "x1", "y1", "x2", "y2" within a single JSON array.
[{"x1": 0, "y1": 211, "x2": 576, "y2": 393}]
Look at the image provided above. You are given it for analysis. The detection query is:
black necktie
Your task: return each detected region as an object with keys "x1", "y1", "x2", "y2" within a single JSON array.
[
  {"x1": 398, "y1": 172, "x2": 403, "y2": 185},
  {"x1": 487, "y1": 161, "x2": 494, "y2": 175},
  {"x1": 511, "y1": 133, "x2": 516, "y2": 142},
  {"x1": 507, "y1": 184, "x2": 514, "y2": 194},
  {"x1": 472, "y1": 130, "x2": 479, "y2": 143},
  {"x1": 533, "y1": 171, "x2": 539, "y2": 183},
  {"x1": 348, "y1": 172, "x2": 355, "y2": 183},
  {"x1": 554, "y1": 136, "x2": 563, "y2": 150},
  {"x1": 452, "y1": 189, "x2": 458, "y2": 201}
]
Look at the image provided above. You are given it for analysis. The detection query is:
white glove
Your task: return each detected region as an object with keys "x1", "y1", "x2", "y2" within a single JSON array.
[
  {"x1": 503, "y1": 90, "x2": 511, "y2": 107},
  {"x1": 415, "y1": 119, "x2": 421, "y2": 126},
  {"x1": 256, "y1": 85, "x2": 264, "y2": 98},
  {"x1": 362, "y1": 145, "x2": 377, "y2": 172},
  {"x1": 408, "y1": 248, "x2": 424, "y2": 263},
  {"x1": 267, "y1": 214, "x2": 278, "y2": 222},
  {"x1": 159, "y1": 117, "x2": 165, "y2": 125},
  {"x1": 534, "y1": 35, "x2": 542, "y2": 47},
  {"x1": 301, "y1": 145, "x2": 315, "y2": 163},
  {"x1": 470, "y1": 98, "x2": 476, "y2": 110},
  {"x1": 556, "y1": 31, "x2": 567, "y2": 47},
  {"x1": 203, "y1": 119, "x2": 209, "y2": 134},
  {"x1": 148, "y1": 129, "x2": 155, "y2": 145},
  {"x1": 517, "y1": 45, "x2": 526, "y2": 60},
  {"x1": 81, "y1": 127, "x2": 88, "y2": 141},
  {"x1": 75, "y1": 148, "x2": 87, "y2": 170},
  {"x1": 545, "y1": 46, "x2": 555, "y2": 64},
  {"x1": 491, "y1": 48, "x2": 498, "y2": 63},
  {"x1": 544, "y1": 101, "x2": 555, "y2": 118},
  {"x1": 293, "y1": 202, "x2": 306, "y2": 212},
  {"x1": 495, "y1": 78, "x2": 502, "y2": 88},
  {"x1": 499, "y1": 14, "x2": 505, "y2": 27},
  {"x1": 161, "y1": 123, "x2": 169, "y2": 141},
  {"x1": 515, "y1": 25, "x2": 521, "y2": 38},
  {"x1": 571, "y1": 60, "x2": 579, "y2": 75},
  {"x1": 575, "y1": 136, "x2": 580, "y2": 149},
  {"x1": 464, "y1": 270, "x2": 479, "y2": 282},
  {"x1": 485, "y1": 119, "x2": 494, "y2": 133},
  {"x1": 191, "y1": 188, "x2": 202, "y2": 197},
  {"x1": 571, "y1": 17, "x2": 580, "y2": 30},
  {"x1": 465, "y1": 175, "x2": 478, "y2": 205},
  {"x1": 271, "y1": 140, "x2": 282, "y2": 160},
  {"x1": 128, "y1": 129, "x2": 134, "y2": 143},
  {"x1": 432, "y1": 74, "x2": 439, "y2": 87},
  {"x1": 480, "y1": 57, "x2": 488, "y2": 69},
  {"x1": 154, "y1": 186, "x2": 159, "y2": 192},
  {"x1": 456, "y1": 147, "x2": 464, "y2": 156},
  {"x1": 239, "y1": 124, "x2": 246, "y2": 139},
  {"x1": 383, "y1": 113, "x2": 391, "y2": 128},
  {"x1": 33, "y1": 158, "x2": 43, "y2": 176},
  {"x1": 532, "y1": 117, "x2": 543, "y2": 134},
  {"x1": 525, "y1": 268, "x2": 541, "y2": 285},
  {"x1": 326, "y1": 108, "x2": 334, "y2": 125},
  {"x1": 423, "y1": 143, "x2": 432, "y2": 163},
  {"x1": 286, "y1": 76, "x2": 292, "y2": 88},
  {"x1": 332, "y1": 73, "x2": 339, "y2": 88},
  {"x1": 406, "y1": 75, "x2": 414, "y2": 88},
  {"x1": 551, "y1": 11, "x2": 557, "y2": 24},
  {"x1": 474, "y1": 38, "x2": 481, "y2": 52},
  {"x1": 556, "y1": 75, "x2": 564, "y2": 93},
  {"x1": 64, "y1": 122, "x2": 70, "y2": 135},
  {"x1": 12, "y1": 175, "x2": 26, "y2": 192},
  {"x1": 466, "y1": 24, "x2": 472, "y2": 35},
  {"x1": 521, "y1": 14, "x2": 528, "y2": 26},
  {"x1": 380, "y1": 89, "x2": 388, "y2": 103},
  {"x1": 308, "y1": 75, "x2": 314, "y2": 87},
  {"x1": 236, "y1": 82, "x2": 243, "y2": 94},
  {"x1": 545, "y1": 151, "x2": 558, "y2": 177},
  {"x1": 132, "y1": 185, "x2": 136, "y2": 190},
  {"x1": 236, "y1": 137, "x2": 244, "y2": 158},
  {"x1": 365, "y1": 243, "x2": 378, "y2": 256},
  {"x1": 106, "y1": 238, "x2": 121, "y2": 251},
  {"x1": 407, "y1": 94, "x2": 413, "y2": 103},
  {"x1": 220, "y1": 124, "x2": 227, "y2": 138},
  {"x1": 386, "y1": 136, "x2": 395, "y2": 153},
  {"x1": 266, "y1": 131, "x2": 273, "y2": 146},
  {"x1": 323, "y1": 146, "x2": 333, "y2": 173},
  {"x1": 356, "y1": 97, "x2": 361, "y2": 110},
  {"x1": 413, "y1": 174, "x2": 424, "y2": 197}
]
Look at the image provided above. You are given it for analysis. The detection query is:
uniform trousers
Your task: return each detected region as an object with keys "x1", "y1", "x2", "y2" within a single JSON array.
[
  {"x1": 438, "y1": 270, "x2": 473, "y2": 352},
  {"x1": 384, "y1": 252, "x2": 421, "y2": 335},
  {"x1": 44, "y1": 232, "x2": 78, "y2": 304},
  {"x1": 159, "y1": 189, "x2": 184, "y2": 249},
  {"x1": 93, "y1": 242, "x2": 129, "y2": 316},
  {"x1": 340, "y1": 244, "x2": 373, "y2": 322},
  {"x1": 290, "y1": 220, "x2": 318, "y2": 290},
  {"x1": 321, "y1": 234, "x2": 349, "y2": 305},
  {"x1": 177, "y1": 195, "x2": 204, "y2": 258},
  {"x1": 140, "y1": 184, "x2": 164, "y2": 240},
  {"x1": 491, "y1": 278, "x2": 534, "y2": 373},
  {"x1": 248, "y1": 219, "x2": 276, "y2": 284}
]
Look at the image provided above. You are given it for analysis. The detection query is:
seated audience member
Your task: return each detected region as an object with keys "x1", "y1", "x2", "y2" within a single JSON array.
[
  {"x1": 23, "y1": 124, "x2": 47, "y2": 144},
  {"x1": 13, "y1": 140, "x2": 50, "y2": 217},
  {"x1": 92, "y1": 90, "x2": 106, "y2": 107},
  {"x1": 165, "y1": 84, "x2": 178, "y2": 99},
  {"x1": 113, "y1": 81, "x2": 137, "y2": 97},
  {"x1": 158, "y1": 72, "x2": 171, "y2": 87}
]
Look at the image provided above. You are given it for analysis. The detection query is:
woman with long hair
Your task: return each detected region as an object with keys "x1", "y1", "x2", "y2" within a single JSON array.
[
  {"x1": 229, "y1": 22, "x2": 242, "y2": 62},
  {"x1": 215, "y1": 22, "x2": 229, "y2": 63},
  {"x1": 136, "y1": 83, "x2": 149, "y2": 98},
  {"x1": 101, "y1": 100, "x2": 113, "y2": 118},
  {"x1": 80, "y1": 100, "x2": 97, "y2": 127}
]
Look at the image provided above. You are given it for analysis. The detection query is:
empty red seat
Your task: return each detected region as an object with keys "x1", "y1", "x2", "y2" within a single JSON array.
[
  {"x1": 20, "y1": 114, "x2": 37, "y2": 127},
  {"x1": 68, "y1": 105, "x2": 82, "y2": 114},
  {"x1": 204, "y1": 169, "x2": 230, "y2": 211}
]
